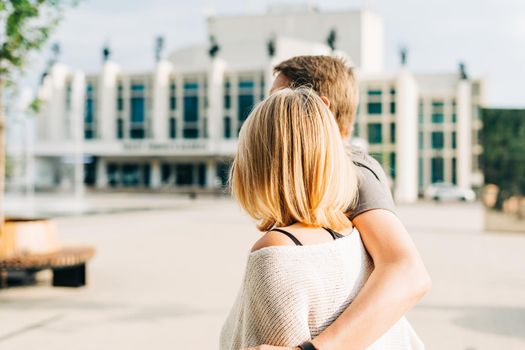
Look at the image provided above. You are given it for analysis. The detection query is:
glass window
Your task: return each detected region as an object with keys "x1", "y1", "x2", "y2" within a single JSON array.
[
  {"x1": 117, "y1": 84, "x2": 124, "y2": 111},
  {"x1": 452, "y1": 131, "x2": 457, "y2": 149},
  {"x1": 131, "y1": 84, "x2": 144, "y2": 92},
  {"x1": 238, "y1": 94, "x2": 254, "y2": 122},
  {"x1": 431, "y1": 131, "x2": 444, "y2": 149},
  {"x1": 161, "y1": 164, "x2": 172, "y2": 184},
  {"x1": 239, "y1": 80, "x2": 255, "y2": 89},
  {"x1": 85, "y1": 98, "x2": 94, "y2": 123},
  {"x1": 198, "y1": 163, "x2": 206, "y2": 187},
  {"x1": 122, "y1": 164, "x2": 141, "y2": 187},
  {"x1": 176, "y1": 164, "x2": 194, "y2": 185},
  {"x1": 224, "y1": 94, "x2": 231, "y2": 109},
  {"x1": 84, "y1": 159, "x2": 96, "y2": 186},
  {"x1": 184, "y1": 96, "x2": 199, "y2": 122},
  {"x1": 142, "y1": 164, "x2": 151, "y2": 186},
  {"x1": 84, "y1": 90, "x2": 95, "y2": 140},
  {"x1": 451, "y1": 157, "x2": 457, "y2": 184},
  {"x1": 431, "y1": 100, "x2": 444, "y2": 123},
  {"x1": 183, "y1": 128, "x2": 198, "y2": 139},
  {"x1": 130, "y1": 129, "x2": 145, "y2": 139},
  {"x1": 107, "y1": 164, "x2": 119, "y2": 187},
  {"x1": 431, "y1": 157, "x2": 444, "y2": 183},
  {"x1": 117, "y1": 96, "x2": 124, "y2": 111},
  {"x1": 367, "y1": 123, "x2": 383, "y2": 144},
  {"x1": 419, "y1": 131, "x2": 424, "y2": 149},
  {"x1": 224, "y1": 116, "x2": 231, "y2": 139},
  {"x1": 216, "y1": 162, "x2": 231, "y2": 187},
  {"x1": 169, "y1": 83, "x2": 177, "y2": 110},
  {"x1": 390, "y1": 122, "x2": 396, "y2": 143},
  {"x1": 367, "y1": 102, "x2": 382, "y2": 114},
  {"x1": 390, "y1": 101, "x2": 396, "y2": 114},
  {"x1": 418, "y1": 157, "x2": 424, "y2": 188},
  {"x1": 131, "y1": 97, "x2": 145, "y2": 123},
  {"x1": 452, "y1": 99, "x2": 457, "y2": 123},
  {"x1": 367, "y1": 89, "x2": 382, "y2": 115},
  {"x1": 117, "y1": 118, "x2": 124, "y2": 139},
  {"x1": 418, "y1": 99, "x2": 425, "y2": 124},
  {"x1": 390, "y1": 87, "x2": 396, "y2": 114},
  {"x1": 169, "y1": 118, "x2": 177, "y2": 139},
  {"x1": 183, "y1": 82, "x2": 199, "y2": 91}
]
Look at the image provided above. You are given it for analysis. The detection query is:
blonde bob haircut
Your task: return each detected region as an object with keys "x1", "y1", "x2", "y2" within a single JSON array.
[{"x1": 231, "y1": 88, "x2": 359, "y2": 232}]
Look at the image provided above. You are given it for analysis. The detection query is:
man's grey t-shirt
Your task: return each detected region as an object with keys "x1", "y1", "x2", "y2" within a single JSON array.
[{"x1": 346, "y1": 145, "x2": 396, "y2": 220}]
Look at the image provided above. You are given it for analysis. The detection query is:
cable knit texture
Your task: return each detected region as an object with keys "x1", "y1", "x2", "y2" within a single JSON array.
[{"x1": 220, "y1": 229, "x2": 425, "y2": 349}]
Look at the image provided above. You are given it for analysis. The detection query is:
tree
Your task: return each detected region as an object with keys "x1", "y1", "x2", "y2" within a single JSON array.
[
  {"x1": 481, "y1": 108, "x2": 525, "y2": 214},
  {"x1": 0, "y1": 0, "x2": 79, "y2": 235}
]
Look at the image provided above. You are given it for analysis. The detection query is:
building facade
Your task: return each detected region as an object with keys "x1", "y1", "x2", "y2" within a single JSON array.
[{"x1": 34, "y1": 7, "x2": 484, "y2": 202}]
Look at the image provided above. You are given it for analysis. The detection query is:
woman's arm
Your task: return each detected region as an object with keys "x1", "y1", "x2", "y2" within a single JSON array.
[{"x1": 244, "y1": 209, "x2": 432, "y2": 350}]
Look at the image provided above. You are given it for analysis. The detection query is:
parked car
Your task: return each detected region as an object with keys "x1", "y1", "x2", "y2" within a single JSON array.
[{"x1": 425, "y1": 182, "x2": 476, "y2": 202}]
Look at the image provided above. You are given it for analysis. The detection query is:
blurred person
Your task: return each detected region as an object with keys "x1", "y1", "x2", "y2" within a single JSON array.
[
  {"x1": 220, "y1": 88, "x2": 425, "y2": 349},
  {"x1": 240, "y1": 56, "x2": 432, "y2": 350}
]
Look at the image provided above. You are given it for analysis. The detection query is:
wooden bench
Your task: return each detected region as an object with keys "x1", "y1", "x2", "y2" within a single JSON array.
[
  {"x1": 0, "y1": 218, "x2": 95, "y2": 288},
  {"x1": 0, "y1": 246, "x2": 95, "y2": 288}
]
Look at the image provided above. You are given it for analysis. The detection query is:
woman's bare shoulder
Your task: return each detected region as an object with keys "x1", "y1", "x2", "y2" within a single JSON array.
[{"x1": 250, "y1": 230, "x2": 297, "y2": 253}]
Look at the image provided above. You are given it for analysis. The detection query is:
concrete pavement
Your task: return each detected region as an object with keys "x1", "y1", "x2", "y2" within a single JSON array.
[{"x1": 0, "y1": 196, "x2": 524, "y2": 349}]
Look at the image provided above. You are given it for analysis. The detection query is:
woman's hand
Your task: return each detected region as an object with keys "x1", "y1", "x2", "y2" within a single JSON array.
[{"x1": 243, "y1": 346, "x2": 298, "y2": 350}]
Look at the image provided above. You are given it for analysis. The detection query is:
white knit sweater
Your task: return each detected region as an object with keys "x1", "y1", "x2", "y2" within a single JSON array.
[{"x1": 220, "y1": 229, "x2": 425, "y2": 349}]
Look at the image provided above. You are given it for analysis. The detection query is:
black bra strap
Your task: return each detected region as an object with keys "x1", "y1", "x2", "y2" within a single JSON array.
[
  {"x1": 269, "y1": 228, "x2": 303, "y2": 246},
  {"x1": 323, "y1": 227, "x2": 345, "y2": 240}
]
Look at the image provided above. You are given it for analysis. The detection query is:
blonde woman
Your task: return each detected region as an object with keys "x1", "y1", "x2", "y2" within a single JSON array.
[{"x1": 220, "y1": 88, "x2": 425, "y2": 350}]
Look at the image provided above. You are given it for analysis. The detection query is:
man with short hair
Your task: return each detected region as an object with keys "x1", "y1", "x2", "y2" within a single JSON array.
[{"x1": 245, "y1": 55, "x2": 432, "y2": 350}]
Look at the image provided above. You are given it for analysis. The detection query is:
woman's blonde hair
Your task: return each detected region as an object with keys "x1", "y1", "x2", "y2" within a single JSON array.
[{"x1": 231, "y1": 88, "x2": 359, "y2": 232}]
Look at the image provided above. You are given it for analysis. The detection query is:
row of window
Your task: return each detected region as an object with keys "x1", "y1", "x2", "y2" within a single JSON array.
[
  {"x1": 102, "y1": 162, "x2": 231, "y2": 188},
  {"x1": 84, "y1": 81, "x2": 257, "y2": 140}
]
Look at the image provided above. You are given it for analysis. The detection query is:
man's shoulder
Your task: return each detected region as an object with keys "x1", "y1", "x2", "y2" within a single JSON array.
[
  {"x1": 345, "y1": 144, "x2": 396, "y2": 220},
  {"x1": 347, "y1": 146, "x2": 385, "y2": 182}
]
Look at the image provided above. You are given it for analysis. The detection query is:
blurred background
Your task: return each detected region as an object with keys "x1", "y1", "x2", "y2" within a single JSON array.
[{"x1": 0, "y1": 1, "x2": 524, "y2": 349}]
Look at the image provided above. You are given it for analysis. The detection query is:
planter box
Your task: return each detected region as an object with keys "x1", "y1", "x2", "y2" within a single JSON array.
[{"x1": 0, "y1": 218, "x2": 61, "y2": 258}]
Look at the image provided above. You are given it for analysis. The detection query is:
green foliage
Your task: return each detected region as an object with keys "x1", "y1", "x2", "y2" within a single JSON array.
[
  {"x1": 481, "y1": 108, "x2": 525, "y2": 208},
  {"x1": 0, "y1": 0, "x2": 79, "y2": 79}
]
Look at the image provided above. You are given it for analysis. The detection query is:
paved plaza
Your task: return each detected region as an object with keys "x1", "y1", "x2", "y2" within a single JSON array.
[{"x1": 0, "y1": 194, "x2": 524, "y2": 349}]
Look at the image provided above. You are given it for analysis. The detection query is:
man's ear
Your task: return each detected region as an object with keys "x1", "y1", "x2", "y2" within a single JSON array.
[{"x1": 320, "y1": 96, "x2": 331, "y2": 108}]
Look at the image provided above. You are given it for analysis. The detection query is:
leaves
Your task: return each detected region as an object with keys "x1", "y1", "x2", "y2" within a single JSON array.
[{"x1": 0, "y1": 0, "x2": 78, "y2": 79}]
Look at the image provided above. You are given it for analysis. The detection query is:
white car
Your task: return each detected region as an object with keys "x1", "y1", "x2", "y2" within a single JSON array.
[{"x1": 425, "y1": 183, "x2": 476, "y2": 202}]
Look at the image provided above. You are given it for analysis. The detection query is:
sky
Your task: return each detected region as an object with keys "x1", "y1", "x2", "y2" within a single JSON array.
[{"x1": 23, "y1": 0, "x2": 525, "y2": 107}]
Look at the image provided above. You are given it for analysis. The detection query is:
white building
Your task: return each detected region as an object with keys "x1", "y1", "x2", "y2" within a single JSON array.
[{"x1": 34, "y1": 7, "x2": 484, "y2": 202}]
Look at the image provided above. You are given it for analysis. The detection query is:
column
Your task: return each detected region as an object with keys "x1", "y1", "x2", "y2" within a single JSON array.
[
  {"x1": 394, "y1": 68, "x2": 419, "y2": 203},
  {"x1": 206, "y1": 160, "x2": 217, "y2": 189},
  {"x1": 152, "y1": 60, "x2": 172, "y2": 140},
  {"x1": 47, "y1": 63, "x2": 69, "y2": 141},
  {"x1": 98, "y1": 61, "x2": 119, "y2": 140},
  {"x1": 71, "y1": 71, "x2": 86, "y2": 199},
  {"x1": 207, "y1": 57, "x2": 226, "y2": 141},
  {"x1": 96, "y1": 158, "x2": 107, "y2": 188},
  {"x1": 456, "y1": 80, "x2": 472, "y2": 190},
  {"x1": 150, "y1": 159, "x2": 161, "y2": 189}
]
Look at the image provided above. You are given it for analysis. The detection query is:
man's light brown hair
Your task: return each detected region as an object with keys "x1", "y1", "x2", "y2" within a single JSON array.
[{"x1": 273, "y1": 55, "x2": 358, "y2": 137}]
